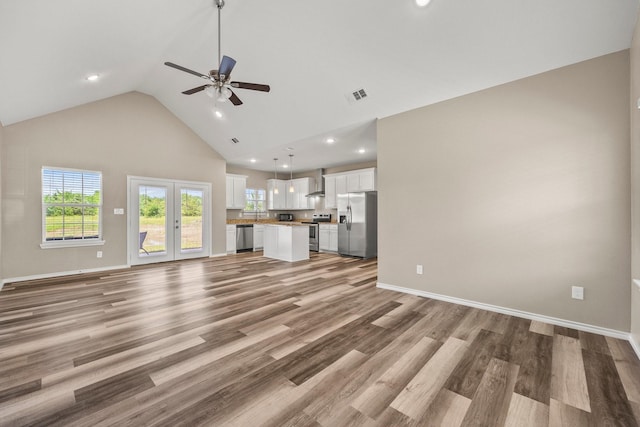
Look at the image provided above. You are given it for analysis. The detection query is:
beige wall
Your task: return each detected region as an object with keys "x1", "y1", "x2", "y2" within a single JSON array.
[
  {"x1": 0, "y1": 122, "x2": 3, "y2": 282},
  {"x1": 1, "y1": 92, "x2": 227, "y2": 280},
  {"x1": 378, "y1": 51, "x2": 631, "y2": 331},
  {"x1": 631, "y1": 18, "x2": 640, "y2": 346}
]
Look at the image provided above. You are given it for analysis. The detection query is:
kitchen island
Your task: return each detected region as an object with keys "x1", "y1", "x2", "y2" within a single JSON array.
[{"x1": 263, "y1": 223, "x2": 309, "y2": 262}]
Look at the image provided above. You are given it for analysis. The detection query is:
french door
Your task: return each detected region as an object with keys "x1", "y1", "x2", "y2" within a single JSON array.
[{"x1": 128, "y1": 177, "x2": 211, "y2": 265}]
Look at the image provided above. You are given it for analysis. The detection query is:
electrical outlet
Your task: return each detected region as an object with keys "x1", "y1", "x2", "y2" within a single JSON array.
[
  {"x1": 416, "y1": 264, "x2": 423, "y2": 275},
  {"x1": 571, "y1": 286, "x2": 584, "y2": 300},
  {"x1": 97, "y1": 251, "x2": 103, "y2": 258}
]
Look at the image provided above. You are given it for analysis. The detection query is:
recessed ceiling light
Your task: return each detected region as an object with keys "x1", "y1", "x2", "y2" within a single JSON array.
[
  {"x1": 326, "y1": 138, "x2": 335, "y2": 144},
  {"x1": 282, "y1": 164, "x2": 289, "y2": 168},
  {"x1": 286, "y1": 147, "x2": 294, "y2": 151},
  {"x1": 250, "y1": 158, "x2": 257, "y2": 163},
  {"x1": 214, "y1": 110, "x2": 223, "y2": 119},
  {"x1": 415, "y1": 0, "x2": 431, "y2": 6},
  {"x1": 86, "y1": 74, "x2": 100, "y2": 82},
  {"x1": 358, "y1": 148, "x2": 366, "y2": 154}
]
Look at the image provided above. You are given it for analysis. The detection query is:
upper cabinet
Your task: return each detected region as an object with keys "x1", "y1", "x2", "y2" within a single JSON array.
[
  {"x1": 268, "y1": 178, "x2": 315, "y2": 210},
  {"x1": 324, "y1": 168, "x2": 376, "y2": 209},
  {"x1": 267, "y1": 179, "x2": 287, "y2": 210},
  {"x1": 226, "y1": 174, "x2": 247, "y2": 209}
]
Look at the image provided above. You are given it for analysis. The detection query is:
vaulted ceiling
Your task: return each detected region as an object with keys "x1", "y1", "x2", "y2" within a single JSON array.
[{"x1": 0, "y1": 0, "x2": 638, "y2": 171}]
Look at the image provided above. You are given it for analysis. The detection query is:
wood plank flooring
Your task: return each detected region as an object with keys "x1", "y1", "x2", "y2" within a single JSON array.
[{"x1": 0, "y1": 252, "x2": 639, "y2": 426}]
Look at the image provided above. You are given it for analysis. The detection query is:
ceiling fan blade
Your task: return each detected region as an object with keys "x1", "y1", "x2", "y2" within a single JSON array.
[
  {"x1": 182, "y1": 85, "x2": 210, "y2": 95},
  {"x1": 230, "y1": 82, "x2": 271, "y2": 92},
  {"x1": 219, "y1": 55, "x2": 237, "y2": 79},
  {"x1": 228, "y1": 90, "x2": 243, "y2": 106},
  {"x1": 164, "y1": 62, "x2": 208, "y2": 79}
]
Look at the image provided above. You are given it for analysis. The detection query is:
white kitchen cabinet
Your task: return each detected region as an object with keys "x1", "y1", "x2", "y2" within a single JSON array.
[
  {"x1": 319, "y1": 223, "x2": 338, "y2": 252},
  {"x1": 226, "y1": 174, "x2": 247, "y2": 209},
  {"x1": 270, "y1": 178, "x2": 314, "y2": 210},
  {"x1": 346, "y1": 169, "x2": 376, "y2": 192},
  {"x1": 324, "y1": 175, "x2": 337, "y2": 209},
  {"x1": 324, "y1": 168, "x2": 376, "y2": 208},
  {"x1": 329, "y1": 224, "x2": 338, "y2": 252},
  {"x1": 226, "y1": 224, "x2": 236, "y2": 253},
  {"x1": 253, "y1": 224, "x2": 264, "y2": 250},
  {"x1": 267, "y1": 179, "x2": 287, "y2": 210},
  {"x1": 335, "y1": 175, "x2": 347, "y2": 195},
  {"x1": 287, "y1": 178, "x2": 315, "y2": 210},
  {"x1": 319, "y1": 225, "x2": 330, "y2": 251}
]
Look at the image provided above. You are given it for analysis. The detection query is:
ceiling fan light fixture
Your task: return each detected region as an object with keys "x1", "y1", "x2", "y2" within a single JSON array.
[
  {"x1": 216, "y1": 86, "x2": 232, "y2": 102},
  {"x1": 205, "y1": 86, "x2": 216, "y2": 98}
]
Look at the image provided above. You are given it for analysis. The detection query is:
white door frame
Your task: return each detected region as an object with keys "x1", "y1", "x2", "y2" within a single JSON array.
[{"x1": 127, "y1": 176, "x2": 212, "y2": 266}]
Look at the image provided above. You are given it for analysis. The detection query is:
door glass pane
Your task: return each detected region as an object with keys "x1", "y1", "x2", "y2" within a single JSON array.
[
  {"x1": 139, "y1": 185, "x2": 167, "y2": 255},
  {"x1": 180, "y1": 188, "x2": 203, "y2": 252}
]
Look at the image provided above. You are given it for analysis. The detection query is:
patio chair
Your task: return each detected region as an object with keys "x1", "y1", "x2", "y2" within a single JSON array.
[{"x1": 139, "y1": 231, "x2": 149, "y2": 255}]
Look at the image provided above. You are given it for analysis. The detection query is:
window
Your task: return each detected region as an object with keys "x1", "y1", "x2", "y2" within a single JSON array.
[
  {"x1": 244, "y1": 188, "x2": 266, "y2": 212},
  {"x1": 41, "y1": 167, "x2": 103, "y2": 248}
]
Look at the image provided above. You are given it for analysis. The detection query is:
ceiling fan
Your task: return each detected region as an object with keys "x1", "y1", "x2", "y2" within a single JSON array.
[{"x1": 164, "y1": 0, "x2": 270, "y2": 106}]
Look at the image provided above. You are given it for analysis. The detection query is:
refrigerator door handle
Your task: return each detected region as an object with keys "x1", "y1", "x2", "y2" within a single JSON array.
[{"x1": 347, "y1": 205, "x2": 352, "y2": 231}]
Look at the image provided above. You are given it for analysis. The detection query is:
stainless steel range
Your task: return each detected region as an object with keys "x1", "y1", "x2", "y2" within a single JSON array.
[{"x1": 302, "y1": 213, "x2": 331, "y2": 252}]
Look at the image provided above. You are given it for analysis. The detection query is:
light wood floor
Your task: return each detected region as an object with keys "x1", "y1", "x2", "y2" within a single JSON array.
[{"x1": 1, "y1": 252, "x2": 639, "y2": 426}]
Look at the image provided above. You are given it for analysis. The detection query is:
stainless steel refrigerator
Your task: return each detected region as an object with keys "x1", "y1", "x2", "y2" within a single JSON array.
[{"x1": 337, "y1": 191, "x2": 377, "y2": 259}]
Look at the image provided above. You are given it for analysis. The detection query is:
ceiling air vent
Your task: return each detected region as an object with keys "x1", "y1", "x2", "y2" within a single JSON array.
[
  {"x1": 346, "y1": 88, "x2": 369, "y2": 105},
  {"x1": 352, "y1": 88, "x2": 367, "y2": 101},
  {"x1": 231, "y1": 137, "x2": 239, "y2": 144}
]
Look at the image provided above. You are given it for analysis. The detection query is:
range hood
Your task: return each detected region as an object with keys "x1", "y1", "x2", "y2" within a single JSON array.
[{"x1": 306, "y1": 169, "x2": 325, "y2": 197}]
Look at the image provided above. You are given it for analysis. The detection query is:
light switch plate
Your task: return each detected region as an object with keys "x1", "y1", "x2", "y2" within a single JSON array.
[{"x1": 113, "y1": 208, "x2": 124, "y2": 215}]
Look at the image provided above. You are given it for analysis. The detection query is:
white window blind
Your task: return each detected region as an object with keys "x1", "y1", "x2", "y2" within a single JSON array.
[{"x1": 42, "y1": 167, "x2": 103, "y2": 244}]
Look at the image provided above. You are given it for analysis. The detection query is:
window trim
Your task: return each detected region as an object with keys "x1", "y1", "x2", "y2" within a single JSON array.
[
  {"x1": 244, "y1": 188, "x2": 267, "y2": 213},
  {"x1": 41, "y1": 166, "x2": 105, "y2": 249}
]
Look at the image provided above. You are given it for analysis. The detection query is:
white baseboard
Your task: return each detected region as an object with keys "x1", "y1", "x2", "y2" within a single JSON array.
[
  {"x1": 377, "y1": 282, "x2": 631, "y2": 342},
  {"x1": 210, "y1": 253, "x2": 228, "y2": 258},
  {"x1": 630, "y1": 334, "x2": 640, "y2": 360},
  {"x1": 1, "y1": 265, "x2": 130, "y2": 290}
]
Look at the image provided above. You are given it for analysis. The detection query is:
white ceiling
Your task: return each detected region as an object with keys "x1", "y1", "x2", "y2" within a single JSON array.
[{"x1": 0, "y1": 0, "x2": 638, "y2": 172}]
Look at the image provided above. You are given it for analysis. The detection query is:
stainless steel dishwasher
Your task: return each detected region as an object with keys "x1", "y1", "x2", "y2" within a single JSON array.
[{"x1": 235, "y1": 224, "x2": 254, "y2": 252}]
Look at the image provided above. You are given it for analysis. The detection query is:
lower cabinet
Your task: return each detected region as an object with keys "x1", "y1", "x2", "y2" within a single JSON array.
[
  {"x1": 226, "y1": 224, "x2": 236, "y2": 253},
  {"x1": 264, "y1": 225, "x2": 309, "y2": 262},
  {"x1": 319, "y1": 224, "x2": 338, "y2": 252},
  {"x1": 253, "y1": 225, "x2": 264, "y2": 250}
]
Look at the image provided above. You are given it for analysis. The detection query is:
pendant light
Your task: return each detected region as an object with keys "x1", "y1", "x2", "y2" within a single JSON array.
[
  {"x1": 273, "y1": 158, "x2": 279, "y2": 195},
  {"x1": 289, "y1": 154, "x2": 295, "y2": 193}
]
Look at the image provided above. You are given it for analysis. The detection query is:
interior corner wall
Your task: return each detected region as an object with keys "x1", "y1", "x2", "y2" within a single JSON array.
[
  {"x1": 630, "y1": 16, "x2": 640, "y2": 348},
  {"x1": 378, "y1": 50, "x2": 631, "y2": 331},
  {"x1": 1, "y1": 92, "x2": 227, "y2": 280}
]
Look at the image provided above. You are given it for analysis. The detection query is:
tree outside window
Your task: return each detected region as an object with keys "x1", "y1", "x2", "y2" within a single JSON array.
[{"x1": 245, "y1": 188, "x2": 266, "y2": 212}]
